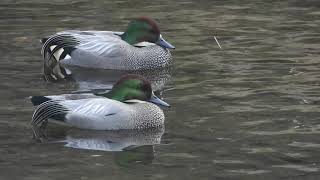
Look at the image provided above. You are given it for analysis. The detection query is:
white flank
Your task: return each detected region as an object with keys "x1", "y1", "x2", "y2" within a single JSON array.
[
  {"x1": 65, "y1": 54, "x2": 72, "y2": 59},
  {"x1": 49, "y1": 45, "x2": 64, "y2": 60},
  {"x1": 50, "y1": 45, "x2": 57, "y2": 51},
  {"x1": 54, "y1": 48, "x2": 64, "y2": 60}
]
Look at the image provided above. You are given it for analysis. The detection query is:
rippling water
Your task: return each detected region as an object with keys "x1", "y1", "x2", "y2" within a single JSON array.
[{"x1": 1, "y1": 0, "x2": 320, "y2": 179}]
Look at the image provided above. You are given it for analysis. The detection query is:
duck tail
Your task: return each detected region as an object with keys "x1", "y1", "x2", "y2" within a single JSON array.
[
  {"x1": 30, "y1": 96, "x2": 51, "y2": 106},
  {"x1": 31, "y1": 100, "x2": 69, "y2": 127},
  {"x1": 40, "y1": 37, "x2": 49, "y2": 44},
  {"x1": 41, "y1": 34, "x2": 78, "y2": 81}
]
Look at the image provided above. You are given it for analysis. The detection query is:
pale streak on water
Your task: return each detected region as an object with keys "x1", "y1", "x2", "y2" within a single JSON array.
[{"x1": 1, "y1": 0, "x2": 320, "y2": 179}]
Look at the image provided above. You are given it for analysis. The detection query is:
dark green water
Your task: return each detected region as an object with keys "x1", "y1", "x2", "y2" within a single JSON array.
[{"x1": 1, "y1": 0, "x2": 320, "y2": 179}]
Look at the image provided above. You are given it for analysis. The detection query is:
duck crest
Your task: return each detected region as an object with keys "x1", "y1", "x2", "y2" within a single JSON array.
[{"x1": 137, "y1": 16, "x2": 160, "y2": 35}]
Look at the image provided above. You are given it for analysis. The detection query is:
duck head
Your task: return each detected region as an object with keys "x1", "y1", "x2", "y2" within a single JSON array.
[
  {"x1": 121, "y1": 17, "x2": 175, "y2": 49},
  {"x1": 101, "y1": 74, "x2": 170, "y2": 107}
]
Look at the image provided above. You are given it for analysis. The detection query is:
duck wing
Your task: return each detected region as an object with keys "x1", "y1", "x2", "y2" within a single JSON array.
[
  {"x1": 31, "y1": 98, "x2": 132, "y2": 130},
  {"x1": 30, "y1": 93, "x2": 99, "y2": 106},
  {"x1": 41, "y1": 31, "x2": 126, "y2": 80}
]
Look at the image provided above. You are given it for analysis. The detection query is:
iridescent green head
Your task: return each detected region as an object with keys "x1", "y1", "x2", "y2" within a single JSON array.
[
  {"x1": 102, "y1": 74, "x2": 170, "y2": 107},
  {"x1": 121, "y1": 17, "x2": 175, "y2": 49}
]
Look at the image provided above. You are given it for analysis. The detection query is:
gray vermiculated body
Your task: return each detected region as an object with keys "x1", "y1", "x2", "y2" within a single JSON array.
[
  {"x1": 67, "y1": 45, "x2": 171, "y2": 70},
  {"x1": 64, "y1": 100, "x2": 165, "y2": 130},
  {"x1": 129, "y1": 102, "x2": 165, "y2": 129},
  {"x1": 32, "y1": 98, "x2": 165, "y2": 130},
  {"x1": 57, "y1": 31, "x2": 172, "y2": 70}
]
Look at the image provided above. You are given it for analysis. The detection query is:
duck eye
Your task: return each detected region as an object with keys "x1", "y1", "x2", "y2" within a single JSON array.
[
  {"x1": 149, "y1": 28, "x2": 156, "y2": 33},
  {"x1": 141, "y1": 83, "x2": 149, "y2": 91}
]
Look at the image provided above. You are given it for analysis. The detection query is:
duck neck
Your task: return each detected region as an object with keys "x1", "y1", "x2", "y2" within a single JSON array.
[
  {"x1": 120, "y1": 32, "x2": 139, "y2": 45},
  {"x1": 97, "y1": 90, "x2": 126, "y2": 102}
]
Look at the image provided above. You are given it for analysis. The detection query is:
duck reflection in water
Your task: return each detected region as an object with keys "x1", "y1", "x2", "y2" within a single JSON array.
[
  {"x1": 32, "y1": 126, "x2": 164, "y2": 152},
  {"x1": 65, "y1": 66, "x2": 172, "y2": 92},
  {"x1": 32, "y1": 126, "x2": 164, "y2": 166}
]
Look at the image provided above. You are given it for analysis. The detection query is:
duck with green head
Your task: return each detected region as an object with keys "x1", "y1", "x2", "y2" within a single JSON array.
[
  {"x1": 42, "y1": 17, "x2": 175, "y2": 80},
  {"x1": 31, "y1": 74, "x2": 170, "y2": 130}
]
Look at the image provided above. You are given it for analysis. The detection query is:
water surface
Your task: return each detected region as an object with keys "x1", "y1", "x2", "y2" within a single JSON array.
[{"x1": 1, "y1": 0, "x2": 320, "y2": 179}]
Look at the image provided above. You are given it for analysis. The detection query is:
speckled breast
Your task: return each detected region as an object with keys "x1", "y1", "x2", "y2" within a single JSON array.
[{"x1": 122, "y1": 45, "x2": 172, "y2": 70}]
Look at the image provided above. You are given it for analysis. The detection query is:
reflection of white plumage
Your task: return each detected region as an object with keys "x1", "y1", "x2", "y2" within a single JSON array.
[
  {"x1": 30, "y1": 75, "x2": 170, "y2": 130},
  {"x1": 61, "y1": 128, "x2": 164, "y2": 151}
]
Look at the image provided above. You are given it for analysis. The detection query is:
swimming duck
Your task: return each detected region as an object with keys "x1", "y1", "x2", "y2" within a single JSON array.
[
  {"x1": 42, "y1": 17, "x2": 175, "y2": 80},
  {"x1": 31, "y1": 74, "x2": 170, "y2": 130}
]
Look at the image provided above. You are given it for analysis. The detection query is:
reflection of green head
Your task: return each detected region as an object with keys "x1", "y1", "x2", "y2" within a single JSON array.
[
  {"x1": 121, "y1": 17, "x2": 160, "y2": 45},
  {"x1": 114, "y1": 145, "x2": 154, "y2": 167},
  {"x1": 101, "y1": 74, "x2": 152, "y2": 102}
]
